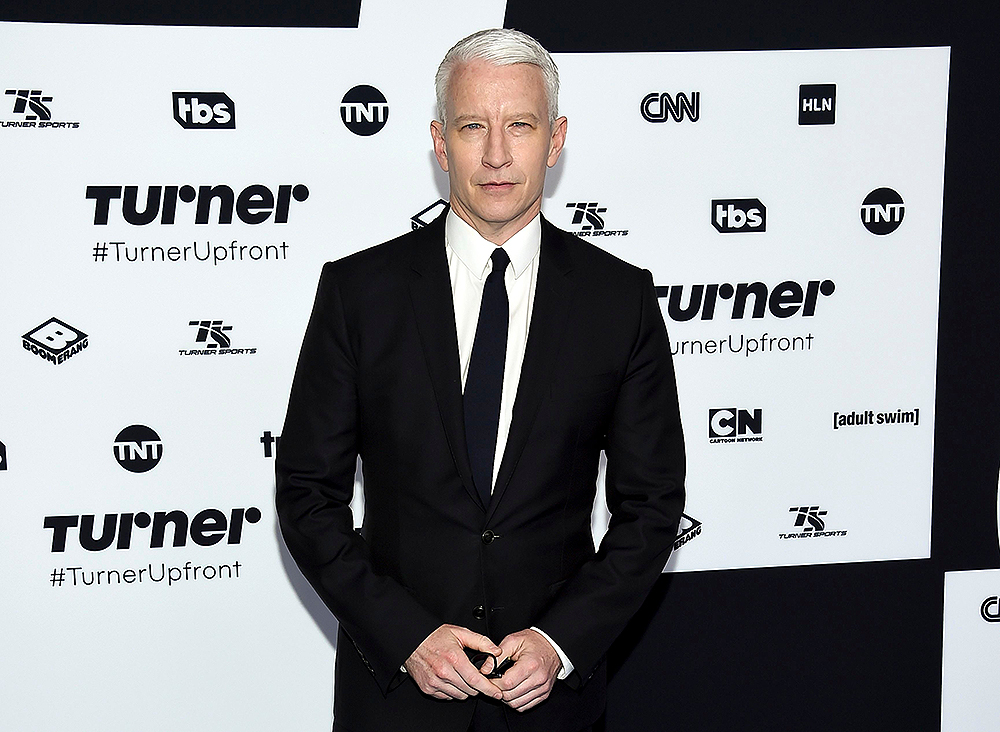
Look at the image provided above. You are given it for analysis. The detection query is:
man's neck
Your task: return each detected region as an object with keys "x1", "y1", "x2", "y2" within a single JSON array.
[{"x1": 449, "y1": 199, "x2": 541, "y2": 246}]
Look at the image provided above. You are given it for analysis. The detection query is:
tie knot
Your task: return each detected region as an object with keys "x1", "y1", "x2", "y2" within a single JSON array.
[{"x1": 490, "y1": 247, "x2": 510, "y2": 278}]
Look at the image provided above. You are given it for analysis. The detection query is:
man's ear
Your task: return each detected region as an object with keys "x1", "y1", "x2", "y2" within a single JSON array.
[
  {"x1": 430, "y1": 120, "x2": 449, "y2": 172},
  {"x1": 546, "y1": 116, "x2": 568, "y2": 168}
]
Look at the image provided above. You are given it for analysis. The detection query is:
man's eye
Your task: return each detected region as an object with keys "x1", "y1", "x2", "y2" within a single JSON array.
[{"x1": 463, "y1": 123, "x2": 483, "y2": 130}]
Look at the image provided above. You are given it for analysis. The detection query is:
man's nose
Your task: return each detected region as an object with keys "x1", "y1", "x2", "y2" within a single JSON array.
[{"x1": 482, "y1": 126, "x2": 512, "y2": 169}]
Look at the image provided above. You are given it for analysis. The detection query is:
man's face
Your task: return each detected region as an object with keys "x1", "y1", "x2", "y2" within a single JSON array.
[{"x1": 431, "y1": 60, "x2": 567, "y2": 244}]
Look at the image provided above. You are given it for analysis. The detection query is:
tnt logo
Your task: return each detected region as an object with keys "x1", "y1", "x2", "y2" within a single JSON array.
[
  {"x1": 789, "y1": 506, "x2": 827, "y2": 532},
  {"x1": 189, "y1": 320, "x2": 233, "y2": 349},
  {"x1": 22, "y1": 317, "x2": 89, "y2": 366},
  {"x1": 411, "y1": 199, "x2": 448, "y2": 229},
  {"x1": 566, "y1": 202, "x2": 607, "y2": 231},
  {"x1": 712, "y1": 199, "x2": 766, "y2": 233},
  {"x1": 708, "y1": 408, "x2": 762, "y2": 442},
  {"x1": 799, "y1": 84, "x2": 836, "y2": 125},
  {"x1": 113, "y1": 425, "x2": 163, "y2": 473},
  {"x1": 640, "y1": 92, "x2": 700, "y2": 123},
  {"x1": 861, "y1": 188, "x2": 905, "y2": 235},
  {"x1": 0, "y1": 440, "x2": 7, "y2": 471},
  {"x1": 172, "y1": 92, "x2": 235, "y2": 129},
  {"x1": 261, "y1": 431, "x2": 281, "y2": 458},
  {"x1": 5, "y1": 89, "x2": 52, "y2": 120},
  {"x1": 341, "y1": 85, "x2": 389, "y2": 136}
]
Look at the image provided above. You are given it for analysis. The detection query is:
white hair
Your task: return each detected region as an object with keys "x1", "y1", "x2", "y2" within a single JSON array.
[{"x1": 435, "y1": 28, "x2": 560, "y2": 127}]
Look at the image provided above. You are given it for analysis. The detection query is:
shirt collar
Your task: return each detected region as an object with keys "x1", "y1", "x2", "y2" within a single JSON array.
[{"x1": 445, "y1": 209, "x2": 541, "y2": 280}]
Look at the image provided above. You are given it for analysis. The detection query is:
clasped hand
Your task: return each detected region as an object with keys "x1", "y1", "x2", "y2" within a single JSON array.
[{"x1": 404, "y1": 625, "x2": 562, "y2": 712}]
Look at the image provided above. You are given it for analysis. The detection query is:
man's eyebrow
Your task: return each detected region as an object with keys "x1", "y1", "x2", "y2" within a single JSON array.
[{"x1": 450, "y1": 112, "x2": 542, "y2": 125}]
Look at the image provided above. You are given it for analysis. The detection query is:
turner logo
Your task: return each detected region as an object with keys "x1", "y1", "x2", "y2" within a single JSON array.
[
  {"x1": 113, "y1": 425, "x2": 163, "y2": 473},
  {"x1": 86, "y1": 184, "x2": 309, "y2": 225},
  {"x1": 712, "y1": 199, "x2": 766, "y2": 233},
  {"x1": 640, "y1": 92, "x2": 700, "y2": 123},
  {"x1": 341, "y1": 85, "x2": 389, "y2": 136},
  {"x1": 799, "y1": 84, "x2": 836, "y2": 125},
  {"x1": 172, "y1": 92, "x2": 235, "y2": 129},
  {"x1": 708, "y1": 408, "x2": 762, "y2": 443},
  {"x1": 22, "y1": 318, "x2": 89, "y2": 366},
  {"x1": 411, "y1": 199, "x2": 448, "y2": 229},
  {"x1": 861, "y1": 188, "x2": 905, "y2": 235},
  {"x1": 982, "y1": 597, "x2": 1000, "y2": 623},
  {"x1": 655, "y1": 279, "x2": 835, "y2": 321},
  {"x1": 43, "y1": 507, "x2": 261, "y2": 552},
  {"x1": 261, "y1": 431, "x2": 281, "y2": 458}
]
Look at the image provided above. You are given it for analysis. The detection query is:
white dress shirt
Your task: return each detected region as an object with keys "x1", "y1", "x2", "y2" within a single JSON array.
[{"x1": 445, "y1": 210, "x2": 574, "y2": 680}]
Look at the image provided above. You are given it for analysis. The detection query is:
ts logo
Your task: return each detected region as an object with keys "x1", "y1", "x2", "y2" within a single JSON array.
[
  {"x1": 566, "y1": 202, "x2": 607, "y2": 231},
  {"x1": 712, "y1": 199, "x2": 766, "y2": 233},
  {"x1": 789, "y1": 506, "x2": 827, "y2": 532},
  {"x1": 173, "y1": 92, "x2": 235, "y2": 129},
  {"x1": 189, "y1": 320, "x2": 233, "y2": 349},
  {"x1": 5, "y1": 89, "x2": 52, "y2": 120}
]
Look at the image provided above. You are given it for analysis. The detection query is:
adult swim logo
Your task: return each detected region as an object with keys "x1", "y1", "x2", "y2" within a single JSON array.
[
  {"x1": 982, "y1": 596, "x2": 1000, "y2": 622},
  {"x1": 674, "y1": 513, "x2": 703, "y2": 551},
  {"x1": 861, "y1": 188, "x2": 905, "y2": 235},
  {"x1": 713, "y1": 199, "x2": 766, "y2": 233},
  {"x1": 113, "y1": 425, "x2": 163, "y2": 473},
  {"x1": 2, "y1": 88, "x2": 80, "y2": 129},
  {"x1": 779, "y1": 506, "x2": 848, "y2": 539},
  {"x1": 180, "y1": 320, "x2": 257, "y2": 356},
  {"x1": 341, "y1": 85, "x2": 388, "y2": 136},
  {"x1": 412, "y1": 199, "x2": 448, "y2": 229},
  {"x1": 799, "y1": 84, "x2": 836, "y2": 125},
  {"x1": 708, "y1": 408, "x2": 762, "y2": 443},
  {"x1": 833, "y1": 408, "x2": 920, "y2": 429},
  {"x1": 640, "y1": 91, "x2": 700, "y2": 123},
  {"x1": 565, "y1": 202, "x2": 629, "y2": 237},
  {"x1": 173, "y1": 92, "x2": 235, "y2": 129},
  {"x1": 22, "y1": 318, "x2": 89, "y2": 366}
]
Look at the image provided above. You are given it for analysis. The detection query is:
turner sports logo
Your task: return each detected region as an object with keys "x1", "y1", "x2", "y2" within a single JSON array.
[
  {"x1": 43, "y1": 507, "x2": 262, "y2": 552},
  {"x1": 86, "y1": 184, "x2": 309, "y2": 225},
  {"x1": 674, "y1": 513, "x2": 702, "y2": 551},
  {"x1": 655, "y1": 279, "x2": 835, "y2": 322},
  {"x1": 180, "y1": 320, "x2": 257, "y2": 356},
  {"x1": 2, "y1": 88, "x2": 80, "y2": 129},
  {"x1": 173, "y1": 92, "x2": 235, "y2": 129},
  {"x1": 708, "y1": 408, "x2": 762, "y2": 443},
  {"x1": 341, "y1": 85, "x2": 389, "y2": 136},
  {"x1": 565, "y1": 202, "x2": 629, "y2": 237},
  {"x1": 779, "y1": 506, "x2": 848, "y2": 539},
  {"x1": 22, "y1": 318, "x2": 89, "y2": 366},
  {"x1": 640, "y1": 91, "x2": 700, "y2": 123}
]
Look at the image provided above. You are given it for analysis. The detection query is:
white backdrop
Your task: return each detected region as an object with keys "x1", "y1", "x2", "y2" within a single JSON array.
[{"x1": 0, "y1": 4, "x2": 948, "y2": 729}]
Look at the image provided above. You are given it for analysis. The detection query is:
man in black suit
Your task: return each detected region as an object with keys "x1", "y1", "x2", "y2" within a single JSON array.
[{"x1": 276, "y1": 28, "x2": 685, "y2": 732}]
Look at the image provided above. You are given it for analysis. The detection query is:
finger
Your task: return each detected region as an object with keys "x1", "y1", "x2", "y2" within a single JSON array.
[
  {"x1": 455, "y1": 657, "x2": 503, "y2": 699},
  {"x1": 494, "y1": 657, "x2": 537, "y2": 693},
  {"x1": 452, "y1": 627, "x2": 503, "y2": 656},
  {"x1": 509, "y1": 686, "x2": 551, "y2": 712}
]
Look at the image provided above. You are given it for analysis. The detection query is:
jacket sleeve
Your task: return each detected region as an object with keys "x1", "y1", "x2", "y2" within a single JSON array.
[
  {"x1": 534, "y1": 269, "x2": 686, "y2": 688},
  {"x1": 275, "y1": 262, "x2": 442, "y2": 696}
]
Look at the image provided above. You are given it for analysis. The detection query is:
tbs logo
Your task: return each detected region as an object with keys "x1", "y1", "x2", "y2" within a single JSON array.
[
  {"x1": 173, "y1": 92, "x2": 235, "y2": 129},
  {"x1": 712, "y1": 199, "x2": 765, "y2": 233},
  {"x1": 709, "y1": 408, "x2": 762, "y2": 443},
  {"x1": 799, "y1": 84, "x2": 836, "y2": 125}
]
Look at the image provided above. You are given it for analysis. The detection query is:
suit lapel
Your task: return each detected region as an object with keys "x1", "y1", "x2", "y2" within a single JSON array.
[
  {"x1": 407, "y1": 214, "x2": 483, "y2": 510},
  {"x1": 488, "y1": 218, "x2": 576, "y2": 520}
]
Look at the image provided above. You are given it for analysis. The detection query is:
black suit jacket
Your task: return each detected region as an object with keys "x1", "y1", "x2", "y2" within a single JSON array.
[{"x1": 276, "y1": 212, "x2": 685, "y2": 732}]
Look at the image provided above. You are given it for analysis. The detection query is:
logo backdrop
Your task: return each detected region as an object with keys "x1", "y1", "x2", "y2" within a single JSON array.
[{"x1": 0, "y1": 5, "x2": 949, "y2": 730}]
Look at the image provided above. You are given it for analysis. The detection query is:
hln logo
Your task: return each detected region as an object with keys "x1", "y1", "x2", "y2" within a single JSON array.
[
  {"x1": 172, "y1": 92, "x2": 235, "y2": 129},
  {"x1": 708, "y1": 408, "x2": 762, "y2": 441},
  {"x1": 860, "y1": 188, "x2": 905, "y2": 235},
  {"x1": 113, "y1": 425, "x2": 163, "y2": 473},
  {"x1": 341, "y1": 85, "x2": 389, "y2": 136},
  {"x1": 712, "y1": 199, "x2": 766, "y2": 233},
  {"x1": 798, "y1": 84, "x2": 836, "y2": 125},
  {"x1": 640, "y1": 92, "x2": 700, "y2": 123}
]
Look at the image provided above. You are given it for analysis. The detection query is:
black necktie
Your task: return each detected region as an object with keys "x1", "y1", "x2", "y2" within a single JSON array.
[{"x1": 464, "y1": 247, "x2": 510, "y2": 507}]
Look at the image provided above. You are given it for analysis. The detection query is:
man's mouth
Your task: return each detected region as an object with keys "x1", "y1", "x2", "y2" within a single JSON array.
[{"x1": 479, "y1": 181, "x2": 516, "y2": 191}]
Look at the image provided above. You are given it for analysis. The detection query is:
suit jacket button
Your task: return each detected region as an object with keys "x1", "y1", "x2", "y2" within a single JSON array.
[
  {"x1": 481, "y1": 530, "x2": 496, "y2": 544},
  {"x1": 473, "y1": 605, "x2": 486, "y2": 620}
]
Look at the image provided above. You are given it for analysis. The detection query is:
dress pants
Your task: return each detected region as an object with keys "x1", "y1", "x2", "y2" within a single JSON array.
[{"x1": 468, "y1": 697, "x2": 594, "y2": 732}]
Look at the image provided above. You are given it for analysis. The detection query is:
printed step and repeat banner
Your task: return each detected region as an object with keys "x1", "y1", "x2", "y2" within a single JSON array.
[{"x1": 0, "y1": 2, "x2": 949, "y2": 729}]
